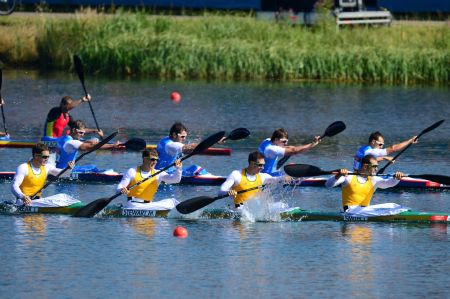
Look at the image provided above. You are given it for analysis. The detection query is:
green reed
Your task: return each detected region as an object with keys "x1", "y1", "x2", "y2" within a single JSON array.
[{"x1": 1, "y1": 12, "x2": 448, "y2": 84}]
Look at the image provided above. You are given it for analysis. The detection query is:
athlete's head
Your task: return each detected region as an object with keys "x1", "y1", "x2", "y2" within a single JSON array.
[
  {"x1": 142, "y1": 148, "x2": 159, "y2": 166},
  {"x1": 69, "y1": 120, "x2": 86, "y2": 139},
  {"x1": 271, "y1": 128, "x2": 289, "y2": 147},
  {"x1": 361, "y1": 154, "x2": 378, "y2": 175},
  {"x1": 60, "y1": 96, "x2": 74, "y2": 112},
  {"x1": 369, "y1": 131, "x2": 384, "y2": 148},
  {"x1": 32, "y1": 143, "x2": 50, "y2": 165},
  {"x1": 169, "y1": 122, "x2": 188, "y2": 143},
  {"x1": 247, "y1": 151, "x2": 265, "y2": 174}
]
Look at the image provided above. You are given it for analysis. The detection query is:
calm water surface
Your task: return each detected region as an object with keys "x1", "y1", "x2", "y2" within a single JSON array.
[{"x1": 0, "y1": 70, "x2": 449, "y2": 298}]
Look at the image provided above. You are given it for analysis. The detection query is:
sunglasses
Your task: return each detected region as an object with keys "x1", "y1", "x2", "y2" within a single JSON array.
[
  {"x1": 145, "y1": 157, "x2": 159, "y2": 162},
  {"x1": 38, "y1": 154, "x2": 50, "y2": 159},
  {"x1": 279, "y1": 138, "x2": 289, "y2": 144},
  {"x1": 177, "y1": 134, "x2": 187, "y2": 139},
  {"x1": 252, "y1": 162, "x2": 265, "y2": 167},
  {"x1": 367, "y1": 164, "x2": 379, "y2": 169},
  {"x1": 76, "y1": 130, "x2": 86, "y2": 136},
  {"x1": 375, "y1": 141, "x2": 384, "y2": 147}
]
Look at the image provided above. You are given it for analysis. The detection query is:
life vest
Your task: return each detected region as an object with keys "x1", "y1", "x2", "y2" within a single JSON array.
[
  {"x1": 44, "y1": 110, "x2": 70, "y2": 138},
  {"x1": 56, "y1": 135, "x2": 78, "y2": 169},
  {"x1": 353, "y1": 145, "x2": 371, "y2": 170},
  {"x1": 155, "y1": 136, "x2": 181, "y2": 170},
  {"x1": 342, "y1": 175, "x2": 375, "y2": 208},
  {"x1": 258, "y1": 138, "x2": 279, "y2": 175},
  {"x1": 232, "y1": 169, "x2": 263, "y2": 205},
  {"x1": 127, "y1": 167, "x2": 158, "y2": 202},
  {"x1": 20, "y1": 162, "x2": 47, "y2": 197}
]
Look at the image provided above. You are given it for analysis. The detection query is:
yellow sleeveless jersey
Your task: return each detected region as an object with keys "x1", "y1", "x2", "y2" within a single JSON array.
[
  {"x1": 342, "y1": 175, "x2": 375, "y2": 208},
  {"x1": 232, "y1": 169, "x2": 263, "y2": 205},
  {"x1": 127, "y1": 166, "x2": 158, "y2": 202},
  {"x1": 20, "y1": 162, "x2": 47, "y2": 197}
]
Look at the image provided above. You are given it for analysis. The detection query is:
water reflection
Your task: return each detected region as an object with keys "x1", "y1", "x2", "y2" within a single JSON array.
[
  {"x1": 340, "y1": 224, "x2": 374, "y2": 296},
  {"x1": 123, "y1": 218, "x2": 157, "y2": 238},
  {"x1": 14, "y1": 215, "x2": 47, "y2": 243}
]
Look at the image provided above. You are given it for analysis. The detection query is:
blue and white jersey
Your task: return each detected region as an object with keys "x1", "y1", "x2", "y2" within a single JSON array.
[
  {"x1": 258, "y1": 138, "x2": 285, "y2": 176},
  {"x1": 155, "y1": 136, "x2": 183, "y2": 170},
  {"x1": 353, "y1": 145, "x2": 387, "y2": 170},
  {"x1": 56, "y1": 135, "x2": 82, "y2": 169}
]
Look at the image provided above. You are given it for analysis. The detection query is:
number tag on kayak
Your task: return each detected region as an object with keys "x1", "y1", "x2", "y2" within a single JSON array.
[{"x1": 122, "y1": 209, "x2": 156, "y2": 217}]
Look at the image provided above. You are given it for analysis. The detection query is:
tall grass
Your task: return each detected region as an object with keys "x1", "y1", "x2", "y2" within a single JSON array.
[{"x1": 0, "y1": 12, "x2": 448, "y2": 84}]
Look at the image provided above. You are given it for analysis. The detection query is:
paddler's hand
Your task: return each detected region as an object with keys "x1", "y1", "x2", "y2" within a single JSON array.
[
  {"x1": 382, "y1": 156, "x2": 395, "y2": 162},
  {"x1": 97, "y1": 129, "x2": 104, "y2": 139},
  {"x1": 312, "y1": 136, "x2": 321, "y2": 146},
  {"x1": 22, "y1": 195, "x2": 32, "y2": 206},
  {"x1": 283, "y1": 175, "x2": 294, "y2": 184},
  {"x1": 174, "y1": 159, "x2": 182, "y2": 169},
  {"x1": 334, "y1": 169, "x2": 349, "y2": 179},
  {"x1": 120, "y1": 187, "x2": 130, "y2": 195},
  {"x1": 82, "y1": 94, "x2": 91, "y2": 102},
  {"x1": 217, "y1": 137, "x2": 227, "y2": 144},
  {"x1": 394, "y1": 171, "x2": 405, "y2": 180},
  {"x1": 410, "y1": 135, "x2": 418, "y2": 144},
  {"x1": 67, "y1": 161, "x2": 75, "y2": 169},
  {"x1": 0, "y1": 98, "x2": 4, "y2": 105},
  {"x1": 228, "y1": 190, "x2": 237, "y2": 198}
]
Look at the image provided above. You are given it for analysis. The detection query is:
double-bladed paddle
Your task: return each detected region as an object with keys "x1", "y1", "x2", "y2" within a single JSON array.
[
  {"x1": 377, "y1": 120, "x2": 445, "y2": 174},
  {"x1": 276, "y1": 121, "x2": 346, "y2": 169},
  {"x1": 0, "y1": 68, "x2": 8, "y2": 135},
  {"x1": 73, "y1": 54, "x2": 102, "y2": 139},
  {"x1": 176, "y1": 185, "x2": 263, "y2": 214},
  {"x1": 73, "y1": 131, "x2": 226, "y2": 217},
  {"x1": 284, "y1": 163, "x2": 450, "y2": 185},
  {"x1": 30, "y1": 131, "x2": 118, "y2": 200},
  {"x1": 120, "y1": 138, "x2": 146, "y2": 151},
  {"x1": 223, "y1": 128, "x2": 250, "y2": 141}
]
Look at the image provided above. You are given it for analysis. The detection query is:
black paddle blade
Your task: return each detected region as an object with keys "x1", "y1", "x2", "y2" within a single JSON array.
[
  {"x1": 123, "y1": 138, "x2": 146, "y2": 151},
  {"x1": 176, "y1": 196, "x2": 217, "y2": 214},
  {"x1": 73, "y1": 54, "x2": 85, "y2": 85},
  {"x1": 193, "y1": 131, "x2": 226, "y2": 155},
  {"x1": 409, "y1": 174, "x2": 450, "y2": 186},
  {"x1": 322, "y1": 121, "x2": 346, "y2": 138},
  {"x1": 418, "y1": 120, "x2": 445, "y2": 138},
  {"x1": 227, "y1": 128, "x2": 250, "y2": 141},
  {"x1": 284, "y1": 164, "x2": 329, "y2": 177},
  {"x1": 73, "y1": 198, "x2": 111, "y2": 217}
]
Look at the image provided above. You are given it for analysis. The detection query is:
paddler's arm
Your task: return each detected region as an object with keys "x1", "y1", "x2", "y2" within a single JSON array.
[
  {"x1": 386, "y1": 136, "x2": 417, "y2": 155},
  {"x1": 325, "y1": 169, "x2": 349, "y2": 188},
  {"x1": 284, "y1": 136, "x2": 321, "y2": 156},
  {"x1": 46, "y1": 162, "x2": 74, "y2": 176},
  {"x1": 158, "y1": 159, "x2": 183, "y2": 184},
  {"x1": 11, "y1": 164, "x2": 28, "y2": 201},
  {"x1": 261, "y1": 173, "x2": 286, "y2": 185},
  {"x1": 181, "y1": 143, "x2": 198, "y2": 154},
  {"x1": 218, "y1": 170, "x2": 241, "y2": 197},
  {"x1": 372, "y1": 172, "x2": 404, "y2": 189},
  {"x1": 116, "y1": 168, "x2": 136, "y2": 194}
]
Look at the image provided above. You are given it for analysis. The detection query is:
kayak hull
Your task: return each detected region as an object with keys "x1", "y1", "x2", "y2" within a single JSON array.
[
  {"x1": 281, "y1": 208, "x2": 450, "y2": 223},
  {"x1": 1, "y1": 202, "x2": 449, "y2": 223},
  {"x1": 0, "y1": 202, "x2": 84, "y2": 215}
]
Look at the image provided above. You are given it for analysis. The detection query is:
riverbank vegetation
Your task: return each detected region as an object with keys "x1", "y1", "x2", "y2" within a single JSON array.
[{"x1": 0, "y1": 11, "x2": 448, "y2": 84}]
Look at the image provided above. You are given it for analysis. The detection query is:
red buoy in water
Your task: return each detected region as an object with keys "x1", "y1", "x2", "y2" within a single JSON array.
[
  {"x1": 173, "y1": 226, "x2": 188, "y2": 238},
  {"x1": 171, "y1": 91, "x2": 181, "y2": 103}
]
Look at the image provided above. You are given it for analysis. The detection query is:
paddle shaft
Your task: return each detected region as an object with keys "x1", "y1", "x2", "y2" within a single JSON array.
[
  {"x1": 377, "y1": 120, "x2": 444, "y2": 174},
  {"x1": 74, "y1": 55, "x2": 102, "y2": 138},
  {"x1": 0, "y1": 69, "x2": 7, "y2": 135},
  {"x1": 30, "y1": 131, "x2": 118, "y2": 199}
]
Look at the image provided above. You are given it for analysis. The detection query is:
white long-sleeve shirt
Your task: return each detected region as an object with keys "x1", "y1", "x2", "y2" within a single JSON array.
[
  {"x1": 116, "y1": 166, "x2": 182, "y2": 193},
  {"x1": 12, "y1": 162, "x2": 64, "y2": 198},
  {"x1": 218, "y1": 170, "x2": 282, "y2": 196},
  {"x1": 325, "y1": 175, "x2": 400, "y2": 191}
]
